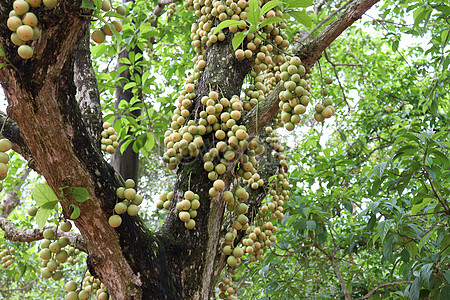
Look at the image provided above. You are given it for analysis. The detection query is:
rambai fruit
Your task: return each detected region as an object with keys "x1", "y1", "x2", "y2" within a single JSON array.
[{"x1": 17, "y1": 45, "x2": 33, "y2": 59}]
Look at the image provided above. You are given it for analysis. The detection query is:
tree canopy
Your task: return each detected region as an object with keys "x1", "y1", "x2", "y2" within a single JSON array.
[{"x1": 0, "y1": 0, "x2": 448, "y2": 300}]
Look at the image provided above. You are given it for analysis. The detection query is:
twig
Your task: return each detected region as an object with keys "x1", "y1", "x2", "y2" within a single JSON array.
[
  {"x1": 354, "y1": 281, "x2": 413, "y2": 300},
  {"x1": 0, "y1": 279, "x2": 37, "y2": 292}
]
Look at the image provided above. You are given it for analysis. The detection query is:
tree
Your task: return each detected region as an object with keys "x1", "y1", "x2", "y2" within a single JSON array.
[{"x1": 0, "y1": 0, "x2": 448, "y2": 300}]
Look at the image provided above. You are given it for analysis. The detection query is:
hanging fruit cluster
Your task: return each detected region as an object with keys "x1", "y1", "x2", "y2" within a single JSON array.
[
  {"x1": 6, "y1": 0, "x2": 58, "y2": 59},
  {"x1": 100, "y1": 122, "x2": 119, "y2": 154},
  {"x1": 158, "y1": 0, "x2": 337, "y2": 297},
  {"x1": 108, "y1": 179, "x2": 143, "y2": 228},
  {"x1": 38, "y1": 227, "x2": 81, "y2": 281},
  {"x1": 65, "y1": 271, "x2": 109, "y2": 300},
  {"x1": 167, "y1": 3, "x2": 177, "y2": 19},
  {"x1": 0, "y1": 244, "x2": 15, "y2": 269},
  {"x1": 175, "y1": 190, "x2": 200, "y2": 229},
  {"x1": 0, "y1": 138, "x2": 12, "y2": 189},
  {"x1": 91, "y1": 1, "x2": 126, "y2": 44}
]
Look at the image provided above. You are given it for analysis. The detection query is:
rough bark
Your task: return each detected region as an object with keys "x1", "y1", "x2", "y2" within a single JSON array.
[{"x1": 0, "y1": 0, "x2": 380, "y2": 299}]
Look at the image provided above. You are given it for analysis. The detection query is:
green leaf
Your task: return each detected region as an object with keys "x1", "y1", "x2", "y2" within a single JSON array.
[
  {"x1": 440, "y1": 285, "x2": 450, "y2": 300},
  {"x1": 32, "y1": 183, "x2": 58, "y2": 207},
  {"x1": 444, "y1": 270, "x2": 450, "y2": 283},
  {"x1": 67, "y1": 187, "x2": 90, "y2": 203},
  {"x1": 35, "y1": 201, "x2": 58, "y2": 230},
  {"x1": 213, "y1": 20, "x2": 246, "y2": 35},
  {"x1": 232, "y1": 32, "x2": 246, "y2": 50},
  {"x1": 124, "y1": 82, "x2": 137, "y2": 90},
  {"x1": 405, "y1": 241, "x2": 418, "y2": 259},
  {"x1": 70, "y1": 204, "x2": 81, "y2": 219},
  {"x1": 286, "y1": 0, "x2": 313, "y2": 8},
  {"x1": 93, "y1": 0, "x2": 102, "y2": 9},
  {"x1": 373, "y1": 162, "x2": 388, "y2": 178},
  {"x1": 287, "y1": 10, "x2": 312, "y2": 27},
  {"x1": 260, "y1": 1, "x2": 283, "y2": 16},
  {"x1": 81, "y1": 0, "x2": 95, "y2": 9},
  {"x1": 410, "y1": 277, "x2": 420, "y2": 300},
  {"x1": 258, "y1": 17, "x2": 283, "y2": 29},
  {"x1": 247, "y1": 0, "x2": 260, "y2": 26},
  {"x1": 306, "y1": 220, "x2": 316, "y2": 230},
  {"x1": 377, "y1": 220, "x2": 392, "y2": 243},
  {"x1": 411, "y1": 198, "x2": 433, "y2": 215},
  {"x1": 420, "y1": 263, "x2": 433, "y2": 289},
  {"x1": 120, "y1": 139, "x2": 134, "y2": 154}
]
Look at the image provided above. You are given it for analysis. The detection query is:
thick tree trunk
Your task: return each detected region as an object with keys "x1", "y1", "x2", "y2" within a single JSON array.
[{"x1": 0, "y1": 1, "x2": 379, "y2": 299}]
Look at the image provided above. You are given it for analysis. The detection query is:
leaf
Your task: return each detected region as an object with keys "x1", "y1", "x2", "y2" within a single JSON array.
[
  {"x1": 260, "y1": 1, "x2": 283, "y2": 16},
  {"x1": 93, "y1": 0, "x2": 102, "y2": 9},
  {"x1": 247, "y1": 0, "x2": 260, "y2": 26},
  {"x1": 232, "y1": 32, "x2": 246, "y2": 50},
  {"x1": 444, "y1": 270, "x2": 450, "y2": 283},
  {"x1": 306, "y1": 220, "x2": 316, "y2": 230},
  {"x1": 70, "y1": 204, "x2": 81, "y2": 219},
  {"x1": 383, "y1": 234, "x2": 397, "y2": 262},
  {"x1": 411, "y1": 198, "x2": 433, "y2": 215},
  {"x1": 258, "y1": 17, "x2": 283, "y2": 29},
  {"x1": 120, "y1": 139, "x2": 133, "y2": 154},
  {"x1": 213, "y1": 20, "x2": 246, "y2": 35},
  {"x1": 81, "y1": 0, "x2": 95, "y2": 9},
  {"x1": 32, "y1": 183, "x2": 58, "y2": 206},
  {"x1": 377, "y1": 220, "x2": 392, "y2": 243},
  {"x1": 123, "y1": 82, "x2": 137, "y2": 90},
  {"x1": 35, "y1": 201, "x2": 58, "y2": 230},
  {"x1": 287, "y1": 10, "x2": 312, "y2": 27},
  {"x1": 420, "y1": 263, "x2": 433, "y2": 289},
  {"x1": 405, "y1": 241, "x2": 418, "y2": 259},
  {"x1": 441, "y1": 285, "x2": 450, "y2": 300},
  {"x1": 410, "y1": 277, "x2": 420, "y2": 300},
  {"x1": 373, "y1": 161, "x2": 388, "y2": 178},
  {"x1": 287, "y1": 0, "x2": 313, "y2": 8},
  {"x1": 67, "y1": 187, "x2": 90, "y2": 203}
]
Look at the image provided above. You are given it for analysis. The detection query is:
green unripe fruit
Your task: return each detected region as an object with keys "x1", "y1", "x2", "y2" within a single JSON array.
[
  {"x1": 132, "y1": 194, "x2": 143, "y2": 205},
  {"x1": 124, "y1": 188, "x2": 136, "y2": 200},
  {"x1": 185, "y1": 219, "x2": 196, "y2": 229},
  {"x1": 184, "y1": 190, "x2": 195, "y2": 200},
  {"x1": 41, "y1": 239, "x2": 51, "y2": 249},
  {"x1": 7, "y1": 16, "x2": 22, "y2": 31},
  {"x1": 156, "y1": 200, "x2": 164, "y2": 209},
  {"x1": 204, "y1": 161, "x2": 214, "y2": 172},
  {"x1": 223, "y1": 245, "x2": 232, "y2": 255},
  {"x1": 39, "y1": 248, "x2": 51, "y2": 260},
  {"x1": 233, "y1": 246, "x2": 244, "y2": 258},
  {"x1": 112, "y1": 20, "x2": 123, "y2": 32},
  {"x1": 116, "y1": 5, "x2": 127, "y2": 16},
  {"x1": 227, "y1": 255, "x2": 237, "y2": 267},
  {"x1": 26, "y1": 0, "x2": 42, "y2": 8},
  {"x1": 191, "y1": 199, "x2": 200, "y2": 210},
  {"x1": 16, "y1": 25, "x2": 33, "y2": 41},
  {"x1": 284, "y1": 122, "x2": 294, "y2": 131},
  {"x1": 321, "y1": 87, "x2": 328, "y2": 97},
  {"x1": 116, "y1": 187, "x2": 125, "y2": 199},
  {"x1": 43, "y1": 0, "x2": 58, "y2": 9},
  {"x1": 209, "y1": 187, "x2": 219, "y2": 197},
  {"x1": 213, "y1": 179, "x2": 225, "y2": 191},
  {"x1": 17, "y1": 45, "x2": 33, "y2": 59},
  {"x1": 222, "y1": 191, "x2": 233, "y2": 203},
  {"x1": 52, "y1": 270, "x2": 63, "y2": 280},
  {"x1": 58, "y1": 237, "x2": 69, "y2": 247},
  {"x1": 237, "y1": 214, "x2": 248, "y2": 225},
  {"x1": 65, "y1": 280, "x2": 77, "y2": 292},
  {"x1": 225, "y1": 232, "x2": 234, "y2": 243},
  {"x1": 46, "y1": 260, "x2": 57, "y2": 272},
  {"x1": 114, "y1": 202, "x2": 127, "y2": 214},
  {"x1": 27, "y1": 206, "x2": 38, "y2": 216},
  {"x1": 67, "y1": 291, "x2": 78, "y2": 300},
  {"x1": 78, "y1": 290, "x2": 90, "y2": 300},
  {"x1": 125, "y1": 179, "x2": 135, "y2": 188},
  {"x1": 55, "y1": 250, "x2": 68, "y2": 263},
  {"x1": 92, "y1": 29, "x2": 105, "y2": 44},
  {"x1": 236, "y1": 203, "x2": 248, "y2": 214},
  {"x1": 40, "y1": 267, "x2": 52, "y2": 279},
  {"x1": 179, "y1": 199, "x2": 191, "y2": 211},
  {"x1": 98, "y1": 292, "x2": 109, "y2": 300},
  {"x1": 101, "y1": 0, "x2": 111, "y2": 11},
  {"x1": 189, "y1": 209, "x2": 197, "y2": 218},
  {"x1": 321, "y1": 106, "x2": 334, "y2": 119},
  {"x1": 60, "y1": 221, "x2": 72, "y2": 232},
  {"x1": 13, "y1": 1, "x2": 30, "y2": 15},
  {"x1": 127, "y1": 204, "x2": 139, "y2": 216},
  {"x1": 108, "y1": 214, "x2": 122, "y2": 227},
  {"x1": 179, "y1": 211, "x2": 190, "y2": 222},
  {"x1": 314, "y1": 113, "x2": 325, "y2": 122},
  {"x1": 163, "y1": 200, "x2": 171, "y2": 210},
  {"x1": 43, "y1": 229, "x2": 55, "y2": 240},
  {"x1": 32, "y1": 26, "x2": 40, "y2": 40},
  {"x1": 208, "y1": 171, "x2": 218, "y2": 181},
  {"x1": 325, "y1": 76, "x2": 333, "y2": 84},
  {"x1": 11, "y1": 32, "x2": 25, "y2": 46},
  {"x1": 22, "y1": 12, "x2": 38, "y2": 26},
  {"x1": 49, "y1": 242, "x2": 61, "y2": 253}
]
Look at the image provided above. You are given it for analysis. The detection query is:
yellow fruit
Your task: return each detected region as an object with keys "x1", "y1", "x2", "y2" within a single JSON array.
[
  {"x1": 7, "y1": 16, "x2": 22, "y2": 31},
  {"x1": 43, "y1": 0, "x2": 58, "y2": 9},
  {"x1": 22, "y1": 12, "x2": 38, "y2": 26},
  {"x1": 26, "y1": 0, "x2": 42, "y2": 8},
  {"x1": 13, "y1": 1, "x2": 30, "y2": 15},
  {"x1": 16, "y1": 25, "x2": 33, "y2": 41},
  {"x1": 108, "y1": 215, "x2": 122, "y2": 227}
]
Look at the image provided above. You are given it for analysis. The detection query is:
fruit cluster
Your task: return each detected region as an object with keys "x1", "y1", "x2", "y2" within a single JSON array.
[
  {"x1": 38, "y1": 227, "x2": 80, "y2": 281},
  {"x1": 156, "y1": 190, "x2": 173, "y2": 210},
  {"x1": 0, "y1": 244, "x2": 15, "y2": 269},
  {"x1": 6, "y1": 0, "x2": 58, "y2": 59},
  {"x1": 0, "y1": 138, "x2": 12, "y2": 186},
  {"x1": 313, "y1": 76, "x2": 335, "y2": 122},
  {"x1": 108, "y1": 179, "x2": 143, "y2": 228},
  {"x1": 100, "y1": 122, "x2": 119, "y2": 154},
  {"x1": 65, "y1": 271, "x2": 110, "y2": 300},
  {"x1": 91, "y1": 1, "x2": 126, "y2": 44},
  {"x1": 166, "y1": 3, "x2": 177, "y2": 19},
  {"x1": 176, "y1": 190, "x2": 200, "y2": 229}
]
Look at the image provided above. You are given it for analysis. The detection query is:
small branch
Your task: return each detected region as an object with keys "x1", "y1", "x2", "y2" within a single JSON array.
[
  {"x1": 0, "y1": 279, "x2": 37, "y2": 292},
  {"x1": 0, "y1": 217, "x2": 87, "y2": 252},
  {"x1": 423, "y1": 146, "x2": 449, "y2": 213},
  {"x1": 331, "y1": 256, "x2": 353, "y2": 300},
  {"x1": 354, "y1": 281, "x2": 413, "y2": 300}
]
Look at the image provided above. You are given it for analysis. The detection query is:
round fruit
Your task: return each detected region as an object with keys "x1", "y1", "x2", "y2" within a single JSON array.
[
  {"x1": 27, "y1": 206, "x2": 38, "y2": 216},
  {"x1": 325, "y1": 76, "x2": 333, "y2": 84},
  {"x1": 43, "y1": 229, "x2": 55, "y2": 240},
  {"x1": 108, "y1": 214, "x2": 122, "y2": 227},
  {"x1": 31, "y1": 26, "x2": 40, "y2": 40},
  {"x1": 39, "y1": 248, "x2": 51, "y2": 260},
  {"x1": 116, "y1": 187, "x2": 125, "y2": 199},
  {"x1": 98, "y1": 292, "x2": 109, "y2": 300},
  {"x1": 101, "y1": 0, "x2": 111, "y2": 11},
  {"x1": 92, "y1": 30, "x2": 105, "y2": 44},
  {"x1": 49, "y1": 242, "x2": 61, "y2": 253},
  {"x1": 52, "y1": 270, "x2": 63, "y2": 280},
  {"x1": 114, "y1": 202, "x2": 127, "y2": 214},
  {"x1": 26, "y1": 0, "x2": 42, "y2": 8},
  {"x1": 16, "y1": 25, "x2": 34, "y2": 41},
  {"x1": 17, "y1": 45, "x2": 33, "y2": 59},
  {"x1": 127, "y1": 204, "x2": 139, "y2": 216},
  {"x1": 213, "y1": 179, "x2": 225, "y2": 191},
  {"x1": 112, "y1": 20, "x2": 123, "y2": 32},
  {"x1": 116, "y1": 5, "x2": 127, "y2": 15},
  {"x1": 179, "y1": 211, "x2": 190, "y2": 222},
  {"x1": 40, "y1": 267, "x2": 52, "y2": 279},
  {"x1": 185, "y1": 219, "x2": 195, "y2": 229},
  {"x1": 7, "y1": 16, "x2": 22, "y2": 32},
  {"x1": 43, "y1": 0, "x2": 58, "y2": 9},
  {"x1": 78, "y1": 290, "x2": 90, "y2": 300},
  {"x1": 227, "y1": 255, "x2": 237, "y2": 267},
  {"x1": 13, "y1": 1, "x2": 30, "y2": 15},
  {"x1": 124, "y1": 188, "x2": 136, "y2": 200},
  {"x1": 22, "y1": 12, "x2": 38, "y2": 26},
  {"x1": 67, "y1": 291, "x2": 78, "y2": 300},
  {"x1": 124, "y1": 179, "x2": 135, "y2": 188},
  {"x1": 65, "y1": 280, "x2": 77, "y2": 292},
  {"x1": 60, "y1": 221, "x2": 72, "y2": 232}
]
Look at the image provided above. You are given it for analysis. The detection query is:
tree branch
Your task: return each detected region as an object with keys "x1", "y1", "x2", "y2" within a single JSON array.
[
  {"x1": 0, "y1": 217, "x2": 87, "y2": 252},
  {"x1": 74, "y1": 26, "x2": 103, "y2": 145},
  {"x1": 0, "y1": 167, "x2": 31, "y2": 218},
  {"x1": 354, "y1": 281, "x2": 413, "y2": 300}
]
